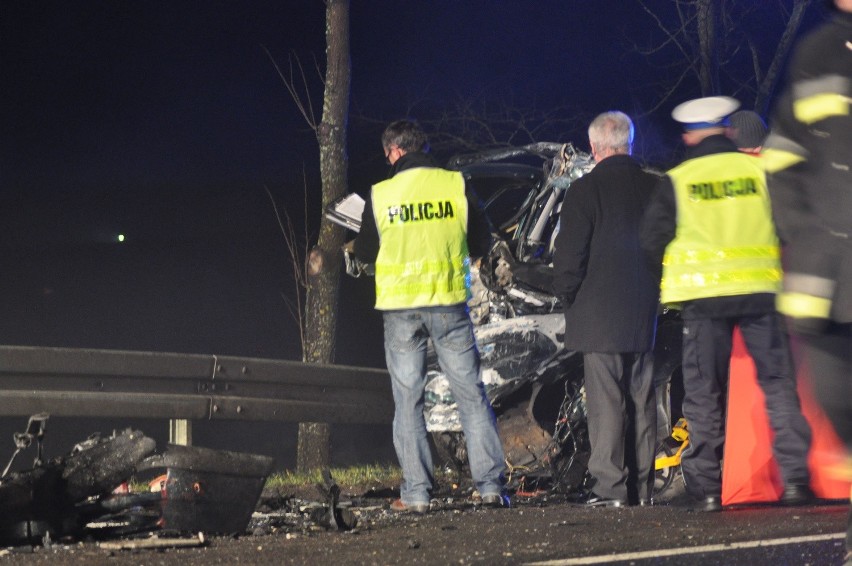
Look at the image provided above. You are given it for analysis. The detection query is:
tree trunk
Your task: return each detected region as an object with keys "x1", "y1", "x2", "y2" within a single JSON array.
[
  {"x1": 295, "y1": 0, "x2": 351, "y2": 474},
  {"x1": 296, "y1": 422, "x2": 331, "y2": 473},
  {"x1": 697, "y1": 0, "x2": 719, "y2": 96},
  {"x1": 754, "y1": 0, "x2": 813, "y2": 115}
]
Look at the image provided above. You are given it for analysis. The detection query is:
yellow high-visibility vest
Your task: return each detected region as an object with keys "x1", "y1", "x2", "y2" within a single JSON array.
[
  {"x1": 371, "y1": 167, "x2": 470, "y2": 310},
  {"x1": 661, "y1": 152, "x2": 782, "y2": 304}
]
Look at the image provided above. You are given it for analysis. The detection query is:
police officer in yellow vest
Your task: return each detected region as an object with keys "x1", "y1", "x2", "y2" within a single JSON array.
[
  {"x1": 641, "y1": 97, "x2": 812, "y2": 512},
  {"x1": 354, "y1": 120, "x2": 506, "y2": 513}
]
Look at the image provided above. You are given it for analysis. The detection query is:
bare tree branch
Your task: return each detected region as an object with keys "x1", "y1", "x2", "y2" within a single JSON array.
[
  {"x1": 632, "y1": 0, "x2": 815, "y2": 112},
  {"x1": 754, "y1": 0, "x2": 814, "y2": 114},
  {"x1": 263, "y1": 177, "x2": 312, "y2": 353},
  {"x1": 263, "y1": 45, "x2": 318, "y2": 130}
]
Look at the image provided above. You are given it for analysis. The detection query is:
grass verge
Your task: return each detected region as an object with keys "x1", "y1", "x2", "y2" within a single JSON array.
[{"x1": 265, "y1": 463, "x2": 403, "y2": 491}]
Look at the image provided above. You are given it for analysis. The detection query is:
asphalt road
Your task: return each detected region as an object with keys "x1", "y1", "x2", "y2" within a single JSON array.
[{"x1": 1, "y1": 496, "x2": 848, "y2": 565}]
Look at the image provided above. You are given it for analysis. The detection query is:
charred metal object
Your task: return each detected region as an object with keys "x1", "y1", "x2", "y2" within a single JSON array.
[
  {"x1": 138, "y1": 444, "x2": 275, "y2": 535},
  {"x1": 1, "y1": 413, "x2": 49, "y2": 478},
  {"x1": 0, "y1": 416, "x2": 277, "y2": 545},
  {"x1": 309, "y1": 468, "x2": 357, "y2": 531},
  {"x1": 0, "y1": 422, "x2": 156, "y2": 545}
]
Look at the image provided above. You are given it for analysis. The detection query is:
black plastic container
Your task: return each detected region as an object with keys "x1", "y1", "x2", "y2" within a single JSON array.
[{"x1": 139, "y1": 444, "x2": 275, "y2": 534}]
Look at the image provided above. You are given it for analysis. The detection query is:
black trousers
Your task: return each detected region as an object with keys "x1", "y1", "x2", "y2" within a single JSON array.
[
  {"x1": 797, "y1": 322, "x2": 852, "y2": 451},
  {"x1": 797, "y1": 322, "x2": 852, "y2": 555},
  {"x1": 584, "y1": 351, "x2": 656, "y2": 503},
  {"x1": 680, "y1": 311, "x2": 812, "y2": 498}
]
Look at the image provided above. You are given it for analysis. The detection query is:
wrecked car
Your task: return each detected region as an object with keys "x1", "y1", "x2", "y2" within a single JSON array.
[
  {"x1": 333, "y1": 142, "x2": 683, "y2": 498},
  {"x1": 428, "y1": 143, "x2": 684, "y2": 496}
]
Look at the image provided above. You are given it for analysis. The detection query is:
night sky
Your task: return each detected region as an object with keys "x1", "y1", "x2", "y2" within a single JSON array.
[
  {"x1": 0, "y1": 1, "x2": 828, "y2": 362},
  {"x1": 0, "y1": 0, "x2": 832, "y2": 469}
]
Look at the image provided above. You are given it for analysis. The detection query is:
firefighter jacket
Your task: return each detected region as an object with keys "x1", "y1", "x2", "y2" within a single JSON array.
[
  {"x1": 641, "y1": 135, "x2": 782, "y2": 309},
  {"x1": 763, "y1": 10, "x2": 852, "y2": 324},
  {"x1": 354, "y1": 152, "x2": 491, "y2": 311}
]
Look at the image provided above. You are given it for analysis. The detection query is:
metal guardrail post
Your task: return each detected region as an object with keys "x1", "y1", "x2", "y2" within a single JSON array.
[{"x1": 169, "y1": 419, "x2": 192, "y2": 446}]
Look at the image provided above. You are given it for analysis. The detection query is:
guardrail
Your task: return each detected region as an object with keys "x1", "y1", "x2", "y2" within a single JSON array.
[{"x1": 0, "y1": 345, "x2": 395, "y2": 443}]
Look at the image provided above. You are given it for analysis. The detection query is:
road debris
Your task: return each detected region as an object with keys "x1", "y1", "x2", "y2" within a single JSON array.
[
  {"x1": 98, "y1": 532, "x2": 206, "y2": 551},
  {"x1": 0, "y1": 414, "x2": 275, "y2": 547}
]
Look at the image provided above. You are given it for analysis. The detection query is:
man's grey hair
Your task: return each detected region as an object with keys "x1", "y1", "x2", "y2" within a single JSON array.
[
  {"x1": 381, "y1": 119, "x2": 428, "y2": 153},
  {"x1": 588, "y1": 111, "x2": 635, "y2": 155}
]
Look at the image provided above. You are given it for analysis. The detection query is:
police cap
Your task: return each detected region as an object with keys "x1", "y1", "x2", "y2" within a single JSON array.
[{"x1": 671, "y1": 96, "x2": 740, "y2": 131}]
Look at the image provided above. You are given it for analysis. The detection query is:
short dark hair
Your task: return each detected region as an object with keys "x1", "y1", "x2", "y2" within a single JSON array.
[{"x1": 381, "y1": 119, "x2": 428, "y2": 153}]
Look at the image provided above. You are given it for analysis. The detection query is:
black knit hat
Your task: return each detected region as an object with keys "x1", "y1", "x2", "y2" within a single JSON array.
[{"x1": 729, "y1": 110, "x2": 768, "y2": 148}]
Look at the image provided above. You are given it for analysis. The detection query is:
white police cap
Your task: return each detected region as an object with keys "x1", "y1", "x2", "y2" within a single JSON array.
[{"x1": 671, "y1": 96, "x2": 740, "y2": 130}]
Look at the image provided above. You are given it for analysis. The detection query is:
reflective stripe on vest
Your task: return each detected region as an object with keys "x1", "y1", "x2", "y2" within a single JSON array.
[
  {"x1": 661, "y1": 152, "x2": 782, "y2": 304},
  {"x1": 371, "y1": 167, "x2": 470, "y2": 310}
]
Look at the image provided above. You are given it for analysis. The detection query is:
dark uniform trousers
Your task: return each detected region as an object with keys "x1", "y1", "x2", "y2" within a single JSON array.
[
  {"x1": 680, "y1": 311, "x2": 812, "y2": 498},
  {"x1": 584, "y1": 351, "x2": 656, "y2": 503},
  {"x1": 799, "y1": 322, "x2": 852, "y2": 452},
  {"x1": 798, "y1": 324, "x2": 852, "y2": 560}
]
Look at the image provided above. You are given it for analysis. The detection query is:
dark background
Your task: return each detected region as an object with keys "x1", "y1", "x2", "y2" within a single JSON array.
[{"x1": 0, "y1": 2, "x2": 828, "y2": 469}]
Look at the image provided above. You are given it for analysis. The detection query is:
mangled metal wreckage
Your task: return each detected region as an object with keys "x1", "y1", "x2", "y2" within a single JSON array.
[
  {"x1": 334, "y1": 142, "x2": 683, "y2": 496},
  {"x1": 0, "y1": 414, "x2": 275, "y2": 546}
]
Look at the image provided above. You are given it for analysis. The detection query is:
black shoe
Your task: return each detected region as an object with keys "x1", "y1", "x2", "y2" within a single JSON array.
[
  {"x1": 780, "y1": 484, "x2": 815, "y2": 506},
  {"x1": 583, "y1": 492, "x2": 626, "y2": 508},
  {"x1": 480, "y1": 494, "x2": 510, "y2": 508},
  {"x1": 666, "y1": 492, "x2": 722, "y2": 512},
  {"x1": 700, "y1": 496, "x2": 723, "y2": 512}
]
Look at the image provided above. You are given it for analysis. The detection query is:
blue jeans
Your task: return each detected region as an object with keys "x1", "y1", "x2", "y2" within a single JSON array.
[{"x1": 383, "y1": 305, "x2": 505, "y2": 505}]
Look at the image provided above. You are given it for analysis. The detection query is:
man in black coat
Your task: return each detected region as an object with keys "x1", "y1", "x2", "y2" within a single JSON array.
[{"x1": 552, "y1": 111, "x2": 660, "y2": 507}]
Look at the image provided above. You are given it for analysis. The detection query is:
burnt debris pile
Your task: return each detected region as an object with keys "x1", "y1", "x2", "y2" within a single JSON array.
[{"x1": 0, "y1": 414, "x2": 274, "y2": 547}]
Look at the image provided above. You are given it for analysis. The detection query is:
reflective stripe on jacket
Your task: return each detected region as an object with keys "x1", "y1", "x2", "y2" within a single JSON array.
[
  {"x1": 762, "y1": 75, "x2": 850, "y2": 175},
  {"x1": 660, "y1": 152, "x2": 782, "y2": 304},
  {"x1": 372, "y1": 167, "x2": 470, "y2": 310}
]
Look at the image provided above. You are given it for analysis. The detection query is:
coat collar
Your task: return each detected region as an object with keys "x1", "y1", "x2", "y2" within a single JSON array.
[
  {"x1": 389, "y1": 151, "x2": 437, "y2": 177},
  {"x1": 592, "y1": 153, "x2": 640, "y2": 168}
]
